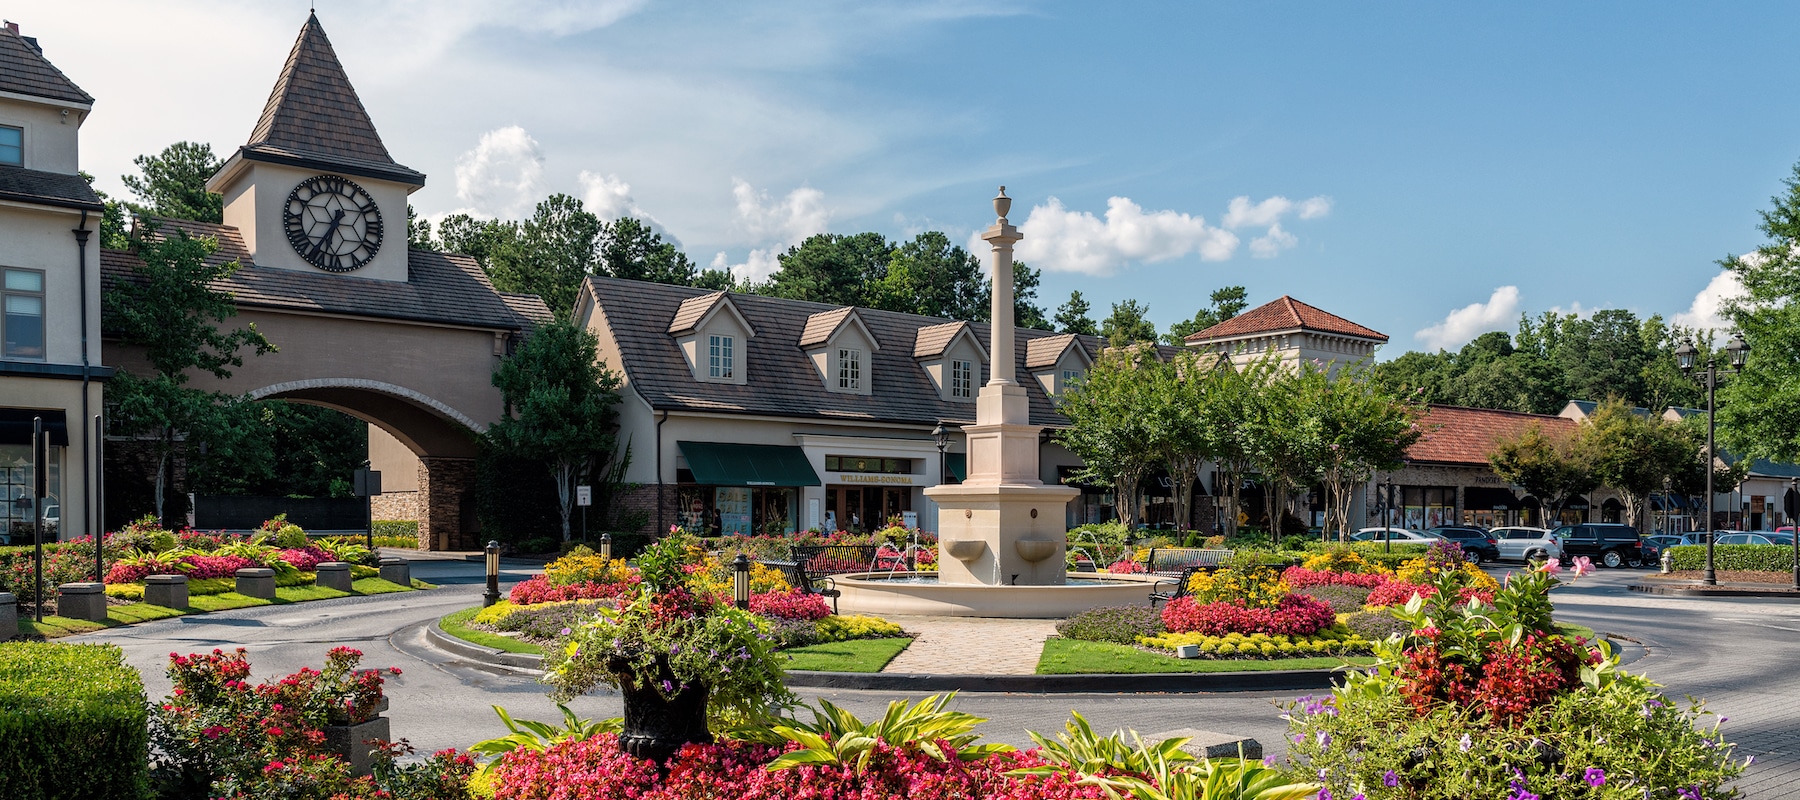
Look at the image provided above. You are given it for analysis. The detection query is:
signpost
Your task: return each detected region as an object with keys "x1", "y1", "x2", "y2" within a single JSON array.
[
  {"x1": 352, "y1": 469, "x2": 381, "y2": 550},
  {"x1": 576, "y1": 485, "x2": 592, "y2": 540}
]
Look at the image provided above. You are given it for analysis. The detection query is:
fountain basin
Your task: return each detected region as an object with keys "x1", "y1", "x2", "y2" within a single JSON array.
[{"x1": 833, "y1": 572, "x2": 1166, "y2": 618}]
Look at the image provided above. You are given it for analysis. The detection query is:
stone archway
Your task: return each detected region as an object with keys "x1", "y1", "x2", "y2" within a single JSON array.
[{"x1": 250, "y1": 379, "x2": 484, "y2": 551}]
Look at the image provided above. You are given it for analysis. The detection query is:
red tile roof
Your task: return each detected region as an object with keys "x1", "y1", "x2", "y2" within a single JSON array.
[
  {"x1": 1405, "y1": 405, "x2": 1575, "y2": 466},
  {"x1": 1184, "y1": 296, "x2": 1387, "y2": 343}
]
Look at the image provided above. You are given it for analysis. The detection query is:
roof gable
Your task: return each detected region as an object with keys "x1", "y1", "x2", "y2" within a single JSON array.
[
  {"x1": 913, "y1": 321, "x2": 989, "y2": 361},
  {"x1": 0, "y1": 26, "x2": 92, "y2": 106},
  {"x1": 231, "y1": 14, "x2": 423, "y2": 186},
  {"x1": 1025, "y1": 333, "x2": 1092, "y2": 370},
  {"x1": 1185, "y1": 296, "x2": 1387, "y2": 343},
  {"x1": 800, "y1": 307, "x2": 880, "y2": 352},
  {"x1": 667, "y1": 291, "x2": 755, "y2": 337}
]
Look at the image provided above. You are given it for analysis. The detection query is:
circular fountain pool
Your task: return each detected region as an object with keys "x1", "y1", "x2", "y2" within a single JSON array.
[{"x1": 832, "y1": 572, "x2": 1166, "y2": 618}]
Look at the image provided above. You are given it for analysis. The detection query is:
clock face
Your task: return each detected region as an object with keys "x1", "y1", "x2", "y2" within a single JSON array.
[{"x1": 283, "y1": 175, "x2": 384, "y2": 272}]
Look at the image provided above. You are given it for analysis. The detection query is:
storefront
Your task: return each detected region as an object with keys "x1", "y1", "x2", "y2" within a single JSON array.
[
  {"x1": 1401, "y1": 486, "x2": 1456, "y2": 530},
  {"x1": 822, "y1": 453, "x2": 915, "y2": 532},
  {"x1": 0, "y1": 410, "x2": 66, "y2": 543},
  {"x1": 674, "y1": 442, "x2": 819, "y2": 535},
  {"x1": 1463, "y1": 487, "x2": 1530, "y2": 528}
]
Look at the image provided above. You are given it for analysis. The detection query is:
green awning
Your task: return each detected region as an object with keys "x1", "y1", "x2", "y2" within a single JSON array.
[
  {"x1": 945, "y1": 453, "x2": 966, "y2": 482},
  {"x1": 677, "y1": 442, "x2": 822, "y2": 487}
]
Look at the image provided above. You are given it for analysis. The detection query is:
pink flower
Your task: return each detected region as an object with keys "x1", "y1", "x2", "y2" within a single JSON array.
[
  {"x1": 1540, "y1": 558, "x2": 1562, "y2": 575},
  {"x1": 1571, "y1": 556, "x2": 1593, "y2": 577}
]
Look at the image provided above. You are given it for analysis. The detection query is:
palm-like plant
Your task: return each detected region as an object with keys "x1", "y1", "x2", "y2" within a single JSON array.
[
  {"x1": 468, "y1": 704, "x2": 621, "y2": 779},
  {"x1": 757, "y1": 693, "x2": 1014, "y2": 772},
  {"x1": 1008, "y1": 713, "x2": 1318, "y2": 800}
]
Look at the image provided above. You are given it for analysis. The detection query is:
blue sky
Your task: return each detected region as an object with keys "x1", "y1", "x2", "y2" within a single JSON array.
[{"x1": 17, "y1": 1, "x2": 1797, "y2": 352}]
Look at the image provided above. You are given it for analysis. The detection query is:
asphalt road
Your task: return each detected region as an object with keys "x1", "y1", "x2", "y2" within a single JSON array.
[{"x1": 74, "y1": 557, "x2": 1800, "y2": 796}]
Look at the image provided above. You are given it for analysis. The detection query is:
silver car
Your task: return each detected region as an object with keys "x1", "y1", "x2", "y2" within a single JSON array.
[
  {"x1": 1490, "y1": 526, "x2": 1560, "y2": 563},
  {"x1": 1716, "y1": 532, "x2": 1795, "y2": 546}
]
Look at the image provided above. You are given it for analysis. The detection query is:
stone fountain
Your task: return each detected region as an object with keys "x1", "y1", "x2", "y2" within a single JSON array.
[{"x1": 831, "y1": 188, "x2": 1161, "y2": 617}]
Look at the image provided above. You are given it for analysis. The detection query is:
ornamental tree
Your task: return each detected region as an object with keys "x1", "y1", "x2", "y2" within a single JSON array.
[
  {"x1": 1487, "y1": 421, "x2": 1598, "y2": 527},
  {"x1": 1057, "y1": 346, "x2": 1163, "y2": 529}
]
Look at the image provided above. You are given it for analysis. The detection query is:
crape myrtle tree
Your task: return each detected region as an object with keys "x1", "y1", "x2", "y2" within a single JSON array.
[
  {"x1": 1580, "y1": 397, "x2": 1708, "y2": 532},
  {"x1": 488, "y1": 320, "x2": 624, "y2": 541},
  {"x1": 1246, "y1": 362, "x2": 1325, "y2": 535},
  {"x1": 104, "y1": 227, "x2": 274, "y2": 524},
  {"x1": 1146, "y1": 352, "x2": 1211, "y2": 533},
  {"x1": 1201, "y1": 356, "x2": 1277, "y2": 538},
  {"x1": 1057, "y1": 346, "x2": 1164, "y2": 530},
  {"x1": 1302, "y1": 363, "x2": 1424, "y2": 541},
  {"x1": 1487, "y1": 422, "x2": 1598, "y2": 527},
  {"x1": 1720, "y1": 159, "x2": 1800, "y2": 464}
]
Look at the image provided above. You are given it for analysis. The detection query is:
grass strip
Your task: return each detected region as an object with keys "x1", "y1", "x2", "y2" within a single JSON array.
[
  {"x1": 439, "y1": 607, "x2": 546, "y2": 655},
  {"x1": 780, "y1": 637, "x2": 912, "y2": 673},
  {"x1": 1037, "y1": 637, "x2": 1378, "y2": 675},
  {"x1": 12, "y1": 577, "x2": 424, "y2": 640}
]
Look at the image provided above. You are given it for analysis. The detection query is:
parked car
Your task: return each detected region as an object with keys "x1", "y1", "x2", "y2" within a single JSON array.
[
  {"x1": 1491, "y1": 526, "x2": 1560, "y2": 563},
  {"x1": 1427, "y1": 526, "x2": 1501, "y2": 563},
  {"x1": 1350, "y1": 527, "x2": 1447, "y2": 544},
  {"x1": 1645, "y1": 533, "x2": 1703, "y2": 552},
  {"x1": 1554, "y1": 523, "x2": 1648, "y2": 568},
  {"x1": 1715, "y1": 532, "x2": 1796, "y2": 546}
]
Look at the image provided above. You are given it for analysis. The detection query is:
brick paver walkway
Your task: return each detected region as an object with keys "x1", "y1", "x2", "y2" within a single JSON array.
[{"x1": 882, "y1": 616, "x2": 1060, "y2": 675}]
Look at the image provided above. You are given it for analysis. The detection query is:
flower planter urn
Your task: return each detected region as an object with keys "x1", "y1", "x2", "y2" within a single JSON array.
[
  {"x1": 325, "y1": 696, "x2": 390, "y2": 777},
  {"x1": 611, "y1": 656, "x2": 711, "y2": 763}
]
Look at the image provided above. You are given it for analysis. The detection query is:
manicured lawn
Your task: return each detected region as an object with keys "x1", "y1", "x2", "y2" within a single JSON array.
[
  {"x1": 1037, "y1": 637, "x2": 1378, "y2": 675},
  {"x1": 780, "y1": 637, "x2": 912, "y2": 673},
  {"x1": 439, "y1": 607, "x2": 546, "y2": 655},
  {"x1": 12, "y1": 578, "x2": 428, "y2": 640}
]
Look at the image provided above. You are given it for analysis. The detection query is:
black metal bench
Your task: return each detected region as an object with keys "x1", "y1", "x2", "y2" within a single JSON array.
[
  {"x1": 759, "y1": 559, "x2": 841, "y2": 614},
  {"x1": 789, "y1": 544, "x2": 880, "y2": 575},
  {"x1": 1145, "y1": 548, "x2": 1233, "y2": 608}
]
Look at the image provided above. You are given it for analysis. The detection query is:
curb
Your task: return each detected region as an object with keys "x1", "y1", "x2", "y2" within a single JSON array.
[
  {"x1": 1628, "y1": 583, "x2": 1800, "y2": 599},
  {"x1": 424, "y1": 614, "x2": 1349, "y2": 693}
]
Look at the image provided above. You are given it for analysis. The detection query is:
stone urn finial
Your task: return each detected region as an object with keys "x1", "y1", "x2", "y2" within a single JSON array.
[{"x1": 994, "y1": 186, "x2": 1011, "y2": 222}]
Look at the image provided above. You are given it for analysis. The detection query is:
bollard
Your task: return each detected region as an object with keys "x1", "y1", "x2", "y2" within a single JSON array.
[
  {"x1": 235, "y1": 568, "x2": 276, "y2": 599},
  {"x1": 0, "y1": 592, "x2": 15, "y2": 640},
  {"x1": 57, "y1": 582, "x2": 109, "y2": 622},
  {"x1": 378, "y1": 557, "x2": 410, "y2": 587},
  {"x1": 144, "y1": 574, "x2": 189, "y2": 608},
  {"x1": 315, "y1": 562, "x2": 354, "y2": 592}
]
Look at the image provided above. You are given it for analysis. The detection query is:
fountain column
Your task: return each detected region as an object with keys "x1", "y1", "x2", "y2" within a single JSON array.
[{"x1": 924, "y1": 188, "x2": 1079, "y2": 586}]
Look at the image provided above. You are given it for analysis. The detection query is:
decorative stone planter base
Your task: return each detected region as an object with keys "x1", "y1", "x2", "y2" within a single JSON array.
[
  {"x1": 325, "y1": 715, "x2": 391, "y2": 777},
  {"x1": 145, "y1": 574, "x2": 188, "y2": 608},
  {"x1": 57, "y1": 582, "x2": 108, "y2": 622},
  {"x1": 236, "y1": 568, "x2": 276, "y2": 599},
  {"x1": 316, "y1": 562, "x2": 353, "y2": 592},
  {"x1": 617, "y1": 675, "x2": 711, "y2": 763},
  {"x1": 0, "y1": 592, "x2": 14, "y2": 639},
  {"x1": 379, "y1": 558, "x2": 410, "y2": 587}
]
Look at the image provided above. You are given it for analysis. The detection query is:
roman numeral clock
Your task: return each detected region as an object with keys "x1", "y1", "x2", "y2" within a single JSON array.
[{"x1": 283, "y1": 175, "x2": 384, "y2": 272}]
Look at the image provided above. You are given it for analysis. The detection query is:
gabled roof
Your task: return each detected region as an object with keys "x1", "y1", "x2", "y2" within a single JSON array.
[
  {"x1": 1025, "y1": 333, "x2": 1092, "y2": 370},
  {"x1": 584, "y1": 276, "x2": 1104, "y2": 428},
  {"x1": 501, "y1": 293, "x2": 554, "y2": 328},
  {"x1": 913, "y1": 321, "x2": 989, "y2": 361},
  {"x1": 223, "y1": 14, "x2": 424, "y2": 187},
  {"x1": 799, "y1": 306, "x2": 880, "y2": 351},
  {"x1": 1185, "y1": 296, "x2": 1387, "y2": 343},
  {"x1": 666, "y1": 291, "x2": 755, "y2": 337},
  {"x1": 0, "y1": 165, "x2": 102, "y2": 210},
  {"x1": 0, "y1": 25, "x2": 92, "y2": 106},
  {"x1": 1406, "y1": 404, "x2": 1575, "y2": 466},
  {"x1": 1561, "y1": 400, "x2": 1652, "y2": 422},
  {"x1": 102, "y1": 218, "x2": 531, "y2": 331}
]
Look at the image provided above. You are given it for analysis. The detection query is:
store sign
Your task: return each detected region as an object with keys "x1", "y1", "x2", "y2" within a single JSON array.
[{"x1": 835, "y1": 474, "x2": 914, "y2": 485}]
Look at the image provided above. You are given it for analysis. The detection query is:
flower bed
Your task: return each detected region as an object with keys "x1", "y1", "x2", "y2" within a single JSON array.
[
  {"x1": 1139, "y1": 629, "x2": 1369, "y2": 658},
  {"x1": 1161, "y1": 593, "x2": 1337, "y2": 636}
]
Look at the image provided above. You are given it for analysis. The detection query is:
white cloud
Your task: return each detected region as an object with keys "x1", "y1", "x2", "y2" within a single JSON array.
[
  {"x1": 1549, "y1": 301, "x2": 1593, "y2": 319},
  {"x1": 453, "y1": 125, "x2": 546, "y2": 219},
  {"x1": 1416, "y1": 286, "x2": 1522, "y2": 351},
  {"x1": 1249, "y1": 224, "x2": 1298, "y2": 258},
  {"x1": 577, "y1": 171, "x2": 637, "y2": 222},
  {"x1": 710, "y1": 248, "x2": 782, "y2": 283},
  {"x1": 731, "y1": 179, "x2": 831, "y2": 246},
  {"x1": 1673, "y1": 271, "x2": 1746, "y2": 331},
  {"x1": 1298, "y1": 196, "x2": 1333, "y2": 220},
  {"x1": 1220, "y1": 194, "x2": 1332, "y2": 229},
  {"x1": 1010, "y1": 196, "x2": 1239, "y2": 276}
]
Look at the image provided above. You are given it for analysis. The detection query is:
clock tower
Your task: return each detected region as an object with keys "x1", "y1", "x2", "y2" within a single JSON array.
[{"x1": 206, "y1": 13, "x2": 424, "y2": 282}]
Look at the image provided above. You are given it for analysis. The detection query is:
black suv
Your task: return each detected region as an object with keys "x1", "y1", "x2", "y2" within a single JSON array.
[
  {"x1": 1427, "y1": 526, "x2": 1500, "y2": 564},
  {"x1": 1552, "y1": 523, "x2": 1646, "y2": 568}
]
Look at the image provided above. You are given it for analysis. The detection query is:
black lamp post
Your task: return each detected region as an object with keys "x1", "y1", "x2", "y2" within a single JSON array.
[
  {"x1": 483, "y1": 540, "x2": 501, "y2": 607},
  {"x1": 1676, "y1": 336, "x2": 1749, "y2": 586},
  {"x1": 1788, "y1": 477, "x2": 1799, "y2": 591},
  {"x1": 933, "y1": 423, "x2": 951, "y2": 484},
  {"x1": 732, "y1": 552, "x2": 751, "y2": 610},
  {"x1": 599, "y1": 532, "x2": 612, "y2": 562}
]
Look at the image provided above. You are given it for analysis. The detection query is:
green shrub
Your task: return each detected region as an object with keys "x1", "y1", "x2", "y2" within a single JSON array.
[
  {"x1": 0, "y1": 642, "x2": 149, "y2": 799},
  {"x1": 371, "y1": 520, "x2": 420, "y2": 543},
  {"x1": 1055, "y1": 606, "x2": 1166, "y2": 644},
  {"x1": 1344, "y1": 609, "x2": 1410, "y2": 641},
  {"x1": 816, "y1": 614, "x2": 904, "y2": 642},
  {"x1": 1668, "y1": 544, "x2": 1793, "y2": 572}
]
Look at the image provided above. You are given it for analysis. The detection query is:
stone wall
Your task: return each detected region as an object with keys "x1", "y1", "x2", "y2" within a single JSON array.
[
  {"x1": 370, "y1": 491, "x2": 420, "y2": 522},
  {"x1": 418, "y1": 457, "x2": 477, "y2": 550}
]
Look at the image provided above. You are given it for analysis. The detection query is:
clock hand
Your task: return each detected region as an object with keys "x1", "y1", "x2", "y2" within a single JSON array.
[{"x1": 310, "y1": 209, "x2": 348, "y2": 259}]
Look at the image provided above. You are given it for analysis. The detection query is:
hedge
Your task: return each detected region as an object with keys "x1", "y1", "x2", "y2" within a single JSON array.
[
  {"x1": 370, "y1": 519, "x2": 420, "y2": 543},
  {"x1": 1668, "y1": 544, "x2": 1795, "y2": 572},
  {"x1": 0, "y1": 642, "x2": 149, "y2": 799}
]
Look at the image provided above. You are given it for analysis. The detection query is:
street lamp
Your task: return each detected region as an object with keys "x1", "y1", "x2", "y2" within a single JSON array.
[
  {"x1": 1677, "y1": 336, "x2": 1749, "y2": 586},
  {"x1": 599, "y1": 532, "x2": 612, "y2": 561},
  {"x1": 933, "y1": 422, "x2": 951, "y2": 484},
  {"x1": 732, "y1": 552, "x2": 751, "y2": 610},
  {"x1": 483, "y1": 540, "x2": 501, "y2": 607},
  {"x1": 1789, "y1": 477, "x2": 1799, "y2": 591}
]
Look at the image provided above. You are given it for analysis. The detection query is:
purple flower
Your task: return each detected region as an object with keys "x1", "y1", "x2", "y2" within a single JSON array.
[
  {"x1": 559, "y1": 627, "x2": 571, "y2": 636},
  {"x1": 1584, "y1": 767, "x2": 1606, "y2": 787},
  {"x1": 1262, "y1": 755, "x2": 1277, "y2": 767},
  {"x1": 1679, "y1": 789, "x2": 1702, "y2": 800},
  {"x1": 1316, "y1": 730, "x2": 1332, "y2": 748},
  {"x1": 661, "y1": 679, "x2": 674, "y2": 693},
  {"x1": 1292, "y1": 734, "x2": 1306, "y2": 745},
  {"x1": 1382, "y1": 770, "x2": 1399, "y2": 787},
  {"x1": 1459, "y1": 733, "x2": 1473, "y2": 752},
  {"x1": 1317, "y1": 789, "x2": 1332, "y2": 800},
  {"x1": 670, "y1": 643, "x2": 681, "y2": 656}
]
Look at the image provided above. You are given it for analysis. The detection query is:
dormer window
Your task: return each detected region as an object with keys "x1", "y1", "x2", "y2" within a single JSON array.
[
  {"x1": 0, "y1": 126, "x2": 20, "y2": 167},
  {"x1": 708, "y1": 334, "x2": 735, "y2": 379},
  {"x1": 1061, "y1": 369, "x2": 1081, "y2": 391},
  {"x1": 951, "y1": 359, "x2": 973, "y2": 399},
  {"x1": 837, "y1": 348, "x2": 862, "y2": 391}
]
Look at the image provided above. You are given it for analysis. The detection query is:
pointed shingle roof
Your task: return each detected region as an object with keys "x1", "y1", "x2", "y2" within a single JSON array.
[
  {"x1": 1184, "y1": 296, "x2": 1386, "y2": 343},
  {"x1": 0, "y1": 26, "x2": 92, "y2": 106},
  {"x1": 233, "y1": 14, "x2": 423, "y2": 186},
  {"x1": 1025, "y1": 333, "x2": 1089, "y2": 370}
]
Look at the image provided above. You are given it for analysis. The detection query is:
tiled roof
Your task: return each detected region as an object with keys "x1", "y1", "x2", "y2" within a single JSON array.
[
  {"x1": 0, "y1": 26, "x2": 91, "y2": 105},
  {"x1": 0, "y1": 165, "x2": 102, "y2": 210},
  {"x1": 668, "y1": 292, "x2": 726, "y2": 334},
  {"x1": 1406, "y1": 404, "x2": 1575, "y2": 466},
  {"x1": 1185, "y1": 296, "x2": 1387, "y2": 343},
  {"x1": 501, "y1": 293, "x2": 554, "y2": 327},
  {"x1": 585, "y1": 276, "x2": 1103, "y2": 428},
  {"x1": 236, "y1": 14, "x2": 423, "y2": 186},
  {"x1": 912, "y1": 321, "x2": 968, "y2": 358},
  {"x1": 101, "y1": 218, "x2": 530, "y2": 331},
  {"x1": 1025, "y1": 333, "x2": 1083, "y2": 370},
  {"x1": 799, "y1": 306, "x2": 862, "y2": 349}
]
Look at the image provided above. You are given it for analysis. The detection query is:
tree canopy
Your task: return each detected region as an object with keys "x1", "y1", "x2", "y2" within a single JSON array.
[
  {"x1": 1054, "y1": 290, "x2": 1098, "y2": 336},
  {"x1": 1164, "y1": 286, "x2": 1249, "y2": 345},
  {"x1": 1100, "y1": 299, "x2": 1158, "y2": 347},
  {"x1": 121, "y1": 141, "x2": 224, "y2": 223},
  {"x1": 1720, "y1": 159, "x2": 1800, "y2": 462}
]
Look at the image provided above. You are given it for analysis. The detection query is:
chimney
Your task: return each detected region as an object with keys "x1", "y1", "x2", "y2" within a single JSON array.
[{"x1": 2, "y1": 21, "x2": 18, "y2": 35}]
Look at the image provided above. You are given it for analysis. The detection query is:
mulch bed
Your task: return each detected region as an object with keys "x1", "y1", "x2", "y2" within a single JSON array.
[{"x1": 1651, "y1": 570, "x2": 1797, "y2": 584}]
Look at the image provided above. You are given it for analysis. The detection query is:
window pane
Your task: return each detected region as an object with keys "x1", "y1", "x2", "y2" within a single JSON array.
[
  {"x1": 4, "y1": 270, "x2": 41, "y2": 292},
  {"x1": 4, "y1": 294, "x2": 45, "y2": 359},
  {"x1": 825, "y1": 456, "x2": 839, "y2": 472},
  {"x1": 0, "y1": 126, "x2": 19, "y2": 167}
]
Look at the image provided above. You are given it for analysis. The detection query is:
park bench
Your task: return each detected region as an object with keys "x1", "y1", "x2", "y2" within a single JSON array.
[
  {"x1": 758, "y1": 559, "x2": 842, "y2": 614},
  {"x1": 1145, "y1": 548, "x2": 1233, "y2": 608},
  {"x1": 789, "y1": 544, "x2": 880, "y2": 575}
]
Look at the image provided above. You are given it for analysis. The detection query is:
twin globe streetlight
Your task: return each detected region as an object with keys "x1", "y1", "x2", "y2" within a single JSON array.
[{"x1": 1674, "y1": 335, "x2": 1749, "y2": 587}]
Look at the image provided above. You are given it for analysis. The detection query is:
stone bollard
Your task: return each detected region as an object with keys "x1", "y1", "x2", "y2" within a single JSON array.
[
  {"x1": 1144, "y1": 728, "x2": 1263, "y2": 761},
  {"x1": 315, "y1": 562, "x2": 354, "y2": 592},
  {"x1": 378, "y1": 557, "x2": 410, "y2": 587},
  {"x1": 235, "y1": 567, "x2": 276, "y2": 599},
  {"x1": 144, "y1": 574, "x2": 189, "y2": 608},
  {"x1": 325, "y1": 696, "x2": 391, "y2": 777},
  {"x1": 58, "y1": 582, "x2": 109, "y2": 622},
  {"x1": 0, "y1": 592, "x2": 15, "y2": 640}
]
